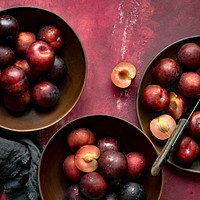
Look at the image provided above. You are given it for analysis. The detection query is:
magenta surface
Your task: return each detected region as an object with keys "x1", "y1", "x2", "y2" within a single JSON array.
[{"x1": 1, "y1": 1, "x2": 200, "y2": 200}]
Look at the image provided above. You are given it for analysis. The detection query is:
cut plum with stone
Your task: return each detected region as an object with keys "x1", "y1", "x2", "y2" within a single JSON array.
[
  {"x1": 150, "y1": 114, "x2": 177, "y2": 140},
  {"x1": 141, "y1": 84, "x2": 170, "y2": 112},
  {"x1": 119, "y1": 182, "x2": 146, "y2": 200},
  {"x1": 96, "y1": 137, "x2": 120, "y2": 153},
  {"x1": 98, "y1": 150, "x2": 127, "y2": 179},
  {"x1": 79, "y1": 172, "x2": 107, "y2": 200},
  {"x1": 126, "y1": 152, "x2": 147, "y2": 180},
  {"x1": 75, "y1": 145, "x2": 100, "y2": 173},
  {"x1": 166, "y1": 91, "x2": 188, "y2": 120},
  {"x1": 111, "y1": 62, "x2": 136, "y2": 88},
  {"x1": 67, "y1": 128, "x2": 96, "y2": 152},
  {"x1": 63, "y1": 154, "x2": 83, "y2": 183},
  {"x1": 151, "y1": 58, "x2": 181, "y2": 87}
]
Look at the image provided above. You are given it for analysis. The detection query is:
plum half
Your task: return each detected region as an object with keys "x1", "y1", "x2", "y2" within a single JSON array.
[
  {"x1": 150, "y1": 114, "x2": 177, "y2": 140},
  {"x1": 75, "y1": 145, "x2": 100, "y2": 173}
]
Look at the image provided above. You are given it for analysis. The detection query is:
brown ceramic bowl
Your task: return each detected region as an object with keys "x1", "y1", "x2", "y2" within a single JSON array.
[
  {"x1": 39, "y1": 114, "x2": 163, "y2": 200},
  {"x1": 0, "y1": 6, "x2": 87, "y2": 132},
  {"x1": 136, "y1": 35, "x2": 200, "y2": 173}
]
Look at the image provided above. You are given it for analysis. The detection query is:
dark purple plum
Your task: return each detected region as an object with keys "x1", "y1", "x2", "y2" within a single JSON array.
[
  {"x1": 177, "y1": 42, "x2": 200, "y2": 70},
  {"x1": 96, "y1": 138, "x2": 120, "y2": 153},
  {"x1": 0, "y1": 15, "x2": 19, "y2": 42},
  {"x1": 119, "y1": 182, "x2": 146, "y2": 200},
  {"x1": 79, "y1": 172, "x2": 107, "y2": 200},
  {"x1": 47, "y1": 55, "x2": 67, "y2": 83},
  {"x1": 0, "y1": 45, "x2": 15, "y2": 69},
  {"x1": 32, "y1": 81, "x2": 60, "y2": 108},
  {"x1": 103, "y1": 192, "x2": 118, "y2": 200},
  {"x1": 3, "y1": 90, "x2": 31, "y2": 113},
  {"x1": 151, "y1": 58, "x2": 181, "y2": 87},
  {"x1": 65, "y1": 184, "x2": 86, "y2": 200},
  {"x1": 98, "y1": 150, "x2": 127, "y2": 179},
  {"x1": 37, "y1": 25, "x2": 63, "y2": 52},
  {"x1": 0, "y1": 66, "x2": 28, "y2": 96}
]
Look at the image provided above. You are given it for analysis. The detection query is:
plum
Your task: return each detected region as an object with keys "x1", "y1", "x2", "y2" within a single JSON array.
[
  {"x1": 75, "y1": 145, "x2": 100, "y2": 173},
  {"x1": 126, "y1": 152, "x2": 147, "y2": 180},
  {"x1": 14, "y1": 59, "x2": 41, "y2": 83},
  {"x1": 63, "y1": 154, "x2": 83, "y2": 182},
  {"x1": 47, "y1": 55, "x2": 67, "y2": 83},
  {"x1": 141, "y1": 84, "x2": 170, "y2": 112},
  {"x1": 103, "y1": 192, "x2": 118, "y2": 200},
  {"x1": 189, "y1": 111, "x2": 200, "y2": 138},
  {"x1": 67, "y1": 128, "x2": 95, "y2": 152},
  {"x1": 98, "y1": 150, "x2": 127, "y2": 179},
  {"x1": 32, "y1": 81, "x2": 60, "y2": 108},
  {"x1": 0, "y1": 15, "x2": 19, "y2": 42},
  {"x1": 79, "y1": 172, "x2": 107, "y2": 200},
  {"x1": 151, "y1": 58, "x2": 181, "y2": 87},
  {"x1": 66, "y1": 184, "x2": 86, "y2": 200},
  {"x1": 96, "y1": 137, "x2": 120, "y2": 153},
  {"x1": 15, "y1": 31, "x2": 36, "y2": 57},
  {"x1": 26, "y1": 40, "x2": 55, "y2": 71},
  {"x1": 37, "y1": 25, "x2": 63, "y2": 52},
  {"x1": 119, "y1": 182, "x2": 146, "y2": 200},
  {"x1": 178, "y1": 72, "x2": 200, "y2": 98},
  {"x1": 0, "y1": 45, "x2": 15, "y2": 69},
  {"x1": 174, "y1": 135, "x2": 199, "y2": 165},
  {"x1": 0, "y1": 66, "x2": 29, "y2": 96},
  {"x1": 177, "y1": 42, "x2": 200, "y2": 70},
  {"x1": 3, "y1": 90, "x2": 31, "y2": 113}
]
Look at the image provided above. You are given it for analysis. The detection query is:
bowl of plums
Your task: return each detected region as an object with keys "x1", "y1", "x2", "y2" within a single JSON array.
[
  {"x1": 137, "y1": 35, "x2": 200, "y2": 173},
  {"x1": 38, "y1": 114, "x2": 163, "y2": 200},
  {"x1": 0, "y1": 6, "x2": 87, "y2": 131}
]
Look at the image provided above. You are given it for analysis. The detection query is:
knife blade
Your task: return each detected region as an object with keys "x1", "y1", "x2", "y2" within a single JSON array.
[{"x1": 151, "y1": 98, "x2": 200, "y2": 176}]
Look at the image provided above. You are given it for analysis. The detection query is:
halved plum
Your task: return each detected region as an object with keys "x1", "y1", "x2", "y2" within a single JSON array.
[
  {"x1": 110, "y1": 62, "x2": 136, "y2": 88},
  {"x1": 166, "y1": 91, "x2": 187, "y2": 120},
  {"x1": 150, "y1": 114, "x2": 177, "y2": 140},
  {"x1": 75, "y1": 145, "x2": 100, "y2": 173}
]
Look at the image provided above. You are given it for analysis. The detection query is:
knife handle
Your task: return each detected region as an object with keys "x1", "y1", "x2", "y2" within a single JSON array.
[{"x1": 151, "y1": 118, "x2": 188, "y2": 176}]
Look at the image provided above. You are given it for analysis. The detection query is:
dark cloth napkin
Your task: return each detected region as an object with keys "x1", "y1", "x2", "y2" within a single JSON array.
[{"x1": 0, "y1": 131, "x2": 42, "y2": 200}]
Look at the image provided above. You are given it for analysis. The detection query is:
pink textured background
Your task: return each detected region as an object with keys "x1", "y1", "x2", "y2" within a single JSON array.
[{"x1": 1, "y1": 1, "x2": 200, "y2": 199}]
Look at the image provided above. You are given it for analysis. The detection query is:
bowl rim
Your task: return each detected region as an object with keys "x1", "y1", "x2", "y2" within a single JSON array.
[
  {"x1": 38, "y1": 114, "x2": 164, "y2": 200},
  {"x1": 0, "y1": 6, "x2": 88, "y2": 132}
]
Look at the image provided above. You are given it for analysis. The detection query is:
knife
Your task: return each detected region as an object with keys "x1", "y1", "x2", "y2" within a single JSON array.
[{"x1": 151, "y1": 98, "x2": 200, "y2": 176}]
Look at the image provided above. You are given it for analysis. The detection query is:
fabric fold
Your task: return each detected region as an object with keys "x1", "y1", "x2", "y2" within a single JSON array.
[{"x1": 0, "y1": 132, "x2": 42, "y2": 200}]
